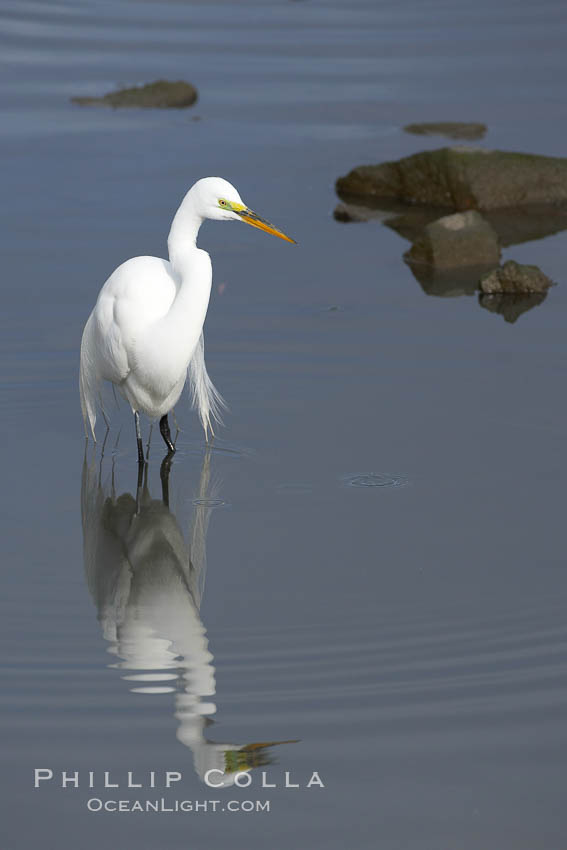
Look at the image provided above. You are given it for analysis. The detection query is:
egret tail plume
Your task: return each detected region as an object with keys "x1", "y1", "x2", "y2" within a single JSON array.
[{"x1": 188, "y1": 334, "x2": 226, "y2": 439}]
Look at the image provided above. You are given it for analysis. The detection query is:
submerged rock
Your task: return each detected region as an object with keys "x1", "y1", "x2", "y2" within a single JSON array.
[
  {"x1": 336, "y1": 147, "x2": 567, "y2": 210},
  {"x1": 72, "y1": 80, "x2": 198, "y2": 109},
  {"x1": 405, "y1": 210, "x2": 500, "y2": 269},
  {"x1": 478, "y1": 260, "x2": 554, "y2": 294},
  {"x1": 404, "y1": 121, "x2": 487, "y2": 141}
]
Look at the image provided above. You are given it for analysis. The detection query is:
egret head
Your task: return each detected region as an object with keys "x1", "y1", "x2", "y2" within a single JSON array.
[{"x1": 191, "y1": 177, "x2": 295, "y2": 243}]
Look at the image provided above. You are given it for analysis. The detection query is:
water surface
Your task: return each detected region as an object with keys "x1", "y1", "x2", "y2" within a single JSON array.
[{"x1": 1, "y1": 1, "x2": 566, "y2": 847}]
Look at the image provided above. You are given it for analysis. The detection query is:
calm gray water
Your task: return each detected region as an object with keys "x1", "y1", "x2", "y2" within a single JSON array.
[{"x1": 1, "y1": 1, "x2": 566, "y2": 847}]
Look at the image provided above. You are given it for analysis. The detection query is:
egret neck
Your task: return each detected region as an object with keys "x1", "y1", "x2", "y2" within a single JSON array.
[
  {"x1": 168, "y1": 188, "x2": 204, "y2": 263},
  {"x1": 160, "y1": 194, "x2": 213, "y2": 364}
]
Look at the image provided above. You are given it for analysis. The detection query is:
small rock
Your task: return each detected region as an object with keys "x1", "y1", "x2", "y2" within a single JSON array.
[
  {"x1": 336, "y1": 147, "x2": 567, "y2": 210},
  {"x1": 404, "y1": 121, "x2": 487, "y2": 141},
  {"x1": 478, "y1": 260, "x2": 554, "y2": 294},
  {"x1": 72, "y1": 80, "x2": 198, "y2": 109},
  {"x1": 405, "y1": 210, "x2": 500, "y2": 269}
]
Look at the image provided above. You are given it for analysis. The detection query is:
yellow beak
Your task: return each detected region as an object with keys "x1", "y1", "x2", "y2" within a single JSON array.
[{"x1": 238, "y1": 208, "x2": 296, "y2": 244}]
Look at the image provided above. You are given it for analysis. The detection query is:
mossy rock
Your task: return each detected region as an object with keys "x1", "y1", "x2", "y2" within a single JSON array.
[
  {"x1": 336, "y1": 147, "x2": 567, "y2": 211},
  {"x1": 72, "y1": 80, "x2": 198, "y2": 109}
]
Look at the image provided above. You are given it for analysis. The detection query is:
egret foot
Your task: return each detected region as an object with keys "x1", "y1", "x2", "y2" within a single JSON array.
[{"x1": 159, "y1": 414, "x2": 176, "y2": 455}]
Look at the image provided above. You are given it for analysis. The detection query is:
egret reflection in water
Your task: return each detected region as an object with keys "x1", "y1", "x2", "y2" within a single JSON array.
[{"x1": 81, "y1": 447, "x2": 295, "y2": 785}]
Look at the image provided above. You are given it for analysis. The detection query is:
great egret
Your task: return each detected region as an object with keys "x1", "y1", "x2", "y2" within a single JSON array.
[{"x1": 79, "y1": 177, "x2": 295, "y2": 463}]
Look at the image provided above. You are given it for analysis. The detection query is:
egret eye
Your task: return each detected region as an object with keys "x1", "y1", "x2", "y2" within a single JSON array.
[{"x1": 219, "y1": 199, "x2": 228, "y2": 207}]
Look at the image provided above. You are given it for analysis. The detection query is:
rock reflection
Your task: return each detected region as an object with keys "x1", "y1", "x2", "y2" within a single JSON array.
[
  {"x1": 405, "y1": 258, "x2": 550, "y2": 319},
  {"x1": 478, "y1": 291, "x2": 548, "y2": 324},
  {"x1": 334, "y1": 195, "x2": 563, "y2": 319},
  {"x1": 403, "y1": 261, "x2": 493, "y2": 298},
  {"x1": 335, "y1": 196, "x2": 567, "y2": 249},
  {"x1": 81, "y1": 449, "x2": 294, "y2": 785}
]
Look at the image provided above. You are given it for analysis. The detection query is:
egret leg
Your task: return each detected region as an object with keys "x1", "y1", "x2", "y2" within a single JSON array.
[
  {"x1": 134, "y1": 411, "x2": 145, "y2": 465},
  {"x1": 159, "y1": 414, "x2": 176, "y2": 455}
]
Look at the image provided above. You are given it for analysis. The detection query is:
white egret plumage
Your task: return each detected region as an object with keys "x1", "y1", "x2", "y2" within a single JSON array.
[{"x1": 79, "y1": 177, "x2": 294, "y2": 462}]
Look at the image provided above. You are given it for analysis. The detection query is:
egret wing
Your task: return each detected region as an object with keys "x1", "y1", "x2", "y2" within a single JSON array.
[{"x1": 80, "y1": 256, "x2": 177, "y2": 438}]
